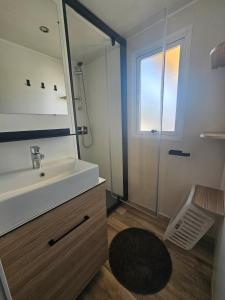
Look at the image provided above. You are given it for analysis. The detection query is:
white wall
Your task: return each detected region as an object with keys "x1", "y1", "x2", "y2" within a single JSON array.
[
  {"x1": 127, "y1": 0, "x2": 225, "y2": 216},
  {"x1": 0, "y1": 136, "x2": 76, "y2": 174},
  {"x1": 0, "y1": 38, "x2": 67, "y2": 115},
  {"x1": 80, "y1": 54, "x2": 112, "y2": 191},
  {"x1": 76, "y1": 46, "x2": 123, "y2": 196}
]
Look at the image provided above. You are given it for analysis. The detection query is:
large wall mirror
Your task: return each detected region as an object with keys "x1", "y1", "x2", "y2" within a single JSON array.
[
  {"x1": 64, "y1": 0, "x2": 128, "y2": 208},
  {"x1": 0, "y1": 0, "x2": 68, "y2": 115}
]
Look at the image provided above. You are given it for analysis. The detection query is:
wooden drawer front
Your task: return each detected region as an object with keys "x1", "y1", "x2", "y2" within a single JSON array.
[{"x1": 0, "y1": 183, "x2": 108, "y2": 300}]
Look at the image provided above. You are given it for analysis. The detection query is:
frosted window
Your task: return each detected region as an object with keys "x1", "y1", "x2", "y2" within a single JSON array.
[{"x1": 139, "y1": 45, "x2": 181, "y2": 132}]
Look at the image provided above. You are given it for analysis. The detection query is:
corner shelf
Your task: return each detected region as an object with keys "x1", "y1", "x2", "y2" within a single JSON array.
[
  {"x1": 200, "y1": 132, "x2": 225, "y2": 140},
  {"x1": 210, "y1": 41, "x2": 225, "y2": 69}
]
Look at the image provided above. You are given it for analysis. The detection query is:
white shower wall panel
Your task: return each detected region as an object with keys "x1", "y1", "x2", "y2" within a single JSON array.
[{"x1": 77, "y1": 47, "x2": 123, "y2": 196}]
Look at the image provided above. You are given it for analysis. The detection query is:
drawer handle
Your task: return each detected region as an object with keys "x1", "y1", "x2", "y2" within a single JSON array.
[{"x1": 48, "y1": 215, "x2": 90, "y2": 247}]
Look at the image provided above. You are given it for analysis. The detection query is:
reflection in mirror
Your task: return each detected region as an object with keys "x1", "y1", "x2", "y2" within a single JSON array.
[
  {"x1": 0, "y1": 0, "x2": 68, "y2": 115},
  {"x1": 66, "y1": 5, "x2": 124, "y2": 208}
]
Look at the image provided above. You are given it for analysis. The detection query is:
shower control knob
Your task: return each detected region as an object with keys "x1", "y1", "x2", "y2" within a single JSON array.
[{"x1": 77, "y1": 126, "x2": 88, "y2": 135}]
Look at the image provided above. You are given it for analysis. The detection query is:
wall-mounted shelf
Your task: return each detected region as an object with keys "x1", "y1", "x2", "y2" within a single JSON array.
[
  {"x1": 0, "y1": 128, "x2": 71, "y2": 143},
  {"x1": 192, "y1": 185, "x2": 224, "y2": 216},
  {"x1": 210, "y1": 41, "x2": 225, "y2": 69},
  {"x1": 200, "y1": 132, "x2": 225, "y2": 140}
]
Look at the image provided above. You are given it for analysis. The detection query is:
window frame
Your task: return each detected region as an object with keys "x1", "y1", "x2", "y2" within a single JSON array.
[{"x1": 134, "y1": 28, "x2": 191, "y2": 140}]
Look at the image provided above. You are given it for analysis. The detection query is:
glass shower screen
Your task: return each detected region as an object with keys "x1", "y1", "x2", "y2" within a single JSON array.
[
  {"x1": 127, "y1": 3, "x2": 168, "y2": 215},
  {"x1": 65, "y1": 4, "x2": 124, "y2": 210}
]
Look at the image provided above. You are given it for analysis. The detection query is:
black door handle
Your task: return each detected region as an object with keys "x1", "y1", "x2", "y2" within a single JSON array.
[
  {"x1": 48, "y1": 215, "x2": 90, "y2": 247},
  {"x1": 168, "y1": 150, "x2": 190, "y2": 157},
  {"x1": 151, "y1": 129, "x2": 158, "y2": 134}
]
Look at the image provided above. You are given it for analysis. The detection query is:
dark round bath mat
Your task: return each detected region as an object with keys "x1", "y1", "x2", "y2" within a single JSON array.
[{"x1": 109, "y1": 228, "x2": 172, "y2": 295}]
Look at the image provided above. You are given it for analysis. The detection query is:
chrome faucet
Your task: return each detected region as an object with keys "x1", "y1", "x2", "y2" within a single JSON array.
[{"x1": 30, "y1": 145, "x2": 44, "y2": 169}]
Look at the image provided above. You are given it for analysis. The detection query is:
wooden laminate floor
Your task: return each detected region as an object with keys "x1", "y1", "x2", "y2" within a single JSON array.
[{"x1": 78, "y1": 205, "x2": 214, "y2": 300}]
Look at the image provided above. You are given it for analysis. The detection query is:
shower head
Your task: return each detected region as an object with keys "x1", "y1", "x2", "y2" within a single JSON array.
[{"x1": 77, "y1": 62, "x2": 83, "y2": 67}]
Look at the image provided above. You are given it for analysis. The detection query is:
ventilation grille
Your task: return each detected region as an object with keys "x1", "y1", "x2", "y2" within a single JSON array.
[{"x1": 164, "y1": 205, "x2": 215, "y2": 250}]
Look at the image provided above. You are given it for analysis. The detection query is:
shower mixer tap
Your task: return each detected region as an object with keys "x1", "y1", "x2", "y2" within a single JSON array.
[{"x1": 77, "y1": 126, "x2": 88, "y2": 135}]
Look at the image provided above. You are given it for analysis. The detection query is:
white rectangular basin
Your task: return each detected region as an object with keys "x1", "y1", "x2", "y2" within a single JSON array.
[{"x1": 0, "y1": 158, "x2": 99, "y2": 236}]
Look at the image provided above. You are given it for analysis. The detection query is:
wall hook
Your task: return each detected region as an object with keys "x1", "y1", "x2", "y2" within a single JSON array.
[
  {"x1": 54, "y1": 85, "x2": 57, "y2": 91},
  {"x1": 41, "y1": 82, "x2": 45, "y2": 89},
  {"x1": 25, "y1": 79, "x2": 31, "y2": 86}
]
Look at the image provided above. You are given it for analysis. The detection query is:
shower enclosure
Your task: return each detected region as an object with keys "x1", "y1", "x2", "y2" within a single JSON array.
[
  {"x1": 127, "y1": 1, "x2": 193, "y2": 217},
  {"x1": 62, "y1": 0, "x2": 223, "y2": 219},
  {"x1": 63, "y1": 0, "x2": 127, "y2": 211}
]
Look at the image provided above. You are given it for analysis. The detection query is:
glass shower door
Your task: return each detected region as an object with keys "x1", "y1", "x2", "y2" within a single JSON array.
[{"x1": 127, "y1": 4, "x2": 168, "y2": 215}]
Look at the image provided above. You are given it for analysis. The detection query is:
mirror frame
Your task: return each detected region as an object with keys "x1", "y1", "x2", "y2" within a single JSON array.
[
  {"x1": 62, "y1": 0, "x2": 128, "y2": 201},
  {"x1": 0, "y1": 128, "x2": 71, "y2": 143}
]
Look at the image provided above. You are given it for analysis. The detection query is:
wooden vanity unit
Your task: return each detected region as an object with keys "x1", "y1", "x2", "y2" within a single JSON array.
[{"x1": 0, "y1": 182, "x2": 108, "y2": 300}]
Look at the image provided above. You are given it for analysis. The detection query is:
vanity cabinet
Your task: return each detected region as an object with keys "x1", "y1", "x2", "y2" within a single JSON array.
[{"x1": 0, "y1": 183, "x2": 107, "y2": 300}]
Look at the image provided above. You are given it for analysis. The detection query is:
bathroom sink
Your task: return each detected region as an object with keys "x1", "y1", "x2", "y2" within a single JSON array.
[{"x1": 0, "y1": 158, "x2": 99, "y2": 236}]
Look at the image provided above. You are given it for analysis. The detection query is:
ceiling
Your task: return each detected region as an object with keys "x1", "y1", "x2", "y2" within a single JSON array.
[
  {"x1": 0, "y1": 0, "x2": 194, "y2": 62},
  {"x1": 66, "y1": 5, "x2": 111, "y2": 63},
  {"x1": 79, "y1": 0, "x2": 195, "y2": 37},
  {"x1": 0, "y1": 0, "x2": 111, "y2": 63}
]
